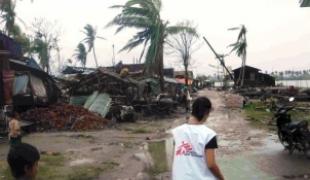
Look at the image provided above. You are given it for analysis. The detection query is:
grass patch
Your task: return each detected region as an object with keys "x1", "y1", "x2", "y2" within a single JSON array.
[
  {"x1": 244, "y1": 100, "x2": 310, "y2": 129},
  {"x1": 148, "y1": 141, "x2": 168, "y2": 176},
  {"x1": 243, "y1": 100, "x2": 273, "y2": 128},
  {"x1": 0, "y1": 154, "x2": 118, "y2": 180}
]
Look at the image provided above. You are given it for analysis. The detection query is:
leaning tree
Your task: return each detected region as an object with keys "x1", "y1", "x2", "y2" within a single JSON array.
[
  {"x1": 229, "y1": 25, "x2": 247, "y2": 87},
  {"x1": 108, "y1": 0, "x2": 196, "y2": 91}
]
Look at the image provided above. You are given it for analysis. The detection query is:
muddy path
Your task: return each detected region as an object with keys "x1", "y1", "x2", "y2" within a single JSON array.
[{"x1": 199, "y1": 90, "x2": 310, "y2": 180}]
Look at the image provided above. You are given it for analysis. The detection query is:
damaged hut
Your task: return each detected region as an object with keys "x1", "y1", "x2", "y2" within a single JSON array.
[
  {"x1": 0, "y1": 33, "x2": 59, "y2": 112},
  {"x1": 233, "y1": 66, "x2": 275, "y2": 87}
]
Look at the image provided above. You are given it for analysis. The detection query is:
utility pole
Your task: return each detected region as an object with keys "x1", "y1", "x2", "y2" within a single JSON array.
[{"x1": 203, "y1": 37, "x2": 234, "y2": 81}]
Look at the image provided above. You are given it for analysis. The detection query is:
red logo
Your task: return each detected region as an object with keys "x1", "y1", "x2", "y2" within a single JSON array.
[{"x1": 176, "y1": 141, "x2": 193, "y2": 156}]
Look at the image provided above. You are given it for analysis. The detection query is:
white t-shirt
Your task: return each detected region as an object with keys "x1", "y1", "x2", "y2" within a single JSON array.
[{"x1": 171, "y1": 124, "x2": 217, "y2": 180}]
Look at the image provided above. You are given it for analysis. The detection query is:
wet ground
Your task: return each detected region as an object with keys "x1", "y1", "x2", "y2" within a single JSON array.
[
  {"x1": 0, "y1": 89, "x2": 309, "y2": 180},
  {"x1": 199, "y1": 90, "x2": 310, "y2": 180}
]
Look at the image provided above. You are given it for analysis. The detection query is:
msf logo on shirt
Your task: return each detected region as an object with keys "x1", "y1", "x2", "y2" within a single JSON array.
[
  {"x1": 176, "y1": 141, "x2": 203, "y2": 158},
  {"x1": 176, "y1": 141, "x2": 193, "y2": 156}
]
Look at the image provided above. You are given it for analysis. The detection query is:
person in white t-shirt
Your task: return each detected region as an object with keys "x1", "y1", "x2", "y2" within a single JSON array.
[{"x1": 172, "y1": 97, "x2": 224, "y2": 180}]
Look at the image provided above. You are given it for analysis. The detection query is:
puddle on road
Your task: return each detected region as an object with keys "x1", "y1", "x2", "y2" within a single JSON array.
[
  {"x1": 254, "y1": 134, "x2": 283, "y2": 155},
  {"x1": 219, "y1": 155, "x2": 275, "y2": 180}
]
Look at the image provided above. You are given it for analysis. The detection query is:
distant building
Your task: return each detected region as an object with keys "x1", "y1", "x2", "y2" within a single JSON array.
[
  {"x1": 300, "y1": 0, "x2": 310, "y2": 7},
  {"x1": 233, "y1": 66, "x2": 275, "y2": 87},
  {"x1": 174, "y1": 71, "x2": 194, "y2": 79}
]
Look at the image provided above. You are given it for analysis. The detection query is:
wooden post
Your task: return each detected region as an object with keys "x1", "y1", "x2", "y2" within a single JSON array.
[{"x1": 0, "y1": 50, "x2": 12, "y2": 106}]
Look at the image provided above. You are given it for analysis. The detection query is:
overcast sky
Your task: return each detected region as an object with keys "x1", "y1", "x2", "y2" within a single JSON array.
[{"x1": 15, "y1": 0, "x2": 310, "y2": 76}]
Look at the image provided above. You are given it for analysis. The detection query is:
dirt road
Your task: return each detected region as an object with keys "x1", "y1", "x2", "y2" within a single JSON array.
[{"x1": 199, "y1": 90, "x2": 310, "y2": 180}]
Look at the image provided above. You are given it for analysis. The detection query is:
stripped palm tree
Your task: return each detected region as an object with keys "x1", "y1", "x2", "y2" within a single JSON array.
[
  {"x1": 82, "y1": 24, "x2": 105, "y2": 68},
  {"x1": 107, "y1": 0, "x2": 196, "y2": 91},
  {"x1": 229, "y1": 25, "x2": 247, "y2": 87},
  {"x1": 74, "y1": 43, "x2": 87, "y2": 67},
  {"x1": 166, "y1": 22, "x2": 199, "y2": 89}
]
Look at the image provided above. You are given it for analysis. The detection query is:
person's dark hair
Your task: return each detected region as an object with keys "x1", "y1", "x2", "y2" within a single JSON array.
[
  {"x1": 191, "y1": 97, "x2": 212, "y2": 121},
  {"x1": 7, "y1": 143, "x2": 40, "y2": 178}
]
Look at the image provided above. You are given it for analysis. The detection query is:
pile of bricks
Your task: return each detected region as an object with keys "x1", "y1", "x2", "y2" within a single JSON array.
[{"x1": 19, "y1": 103, "x2": 108, "y2": 131}]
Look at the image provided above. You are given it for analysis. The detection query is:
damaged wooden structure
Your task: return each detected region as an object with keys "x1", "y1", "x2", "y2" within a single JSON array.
[
  {"x1": 233, "y1": 66, "x2": 275, "y2": 87},
  {"x1": 0, "y1": 34, "x2": 59, "y2": 111}
]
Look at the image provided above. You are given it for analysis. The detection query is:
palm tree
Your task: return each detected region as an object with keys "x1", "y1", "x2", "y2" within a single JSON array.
[
  {"x1": 108, "y1": 0, "x2": 196, "y2": 91},
  {"x1": 0, "y1": 0, "x2": 27, "y2": 37},
  {"x1": 32, "y1": 37, "x2": 50, "y2": 72},
  {"x1": 74, "y1": 43, "x2": 87, "y2": 67},
  {"x1": 82, "y1": 24, "x2": 105, "y2": 68},
  {"x1": 1, "y1": 0, "x2": 16, "y2": 36},
  {"x1": 229, "y1": 25, "x2": 247, "y2": 87}
]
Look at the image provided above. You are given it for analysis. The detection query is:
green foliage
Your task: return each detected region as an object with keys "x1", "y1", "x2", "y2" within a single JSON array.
[
  {"x1": 74, "y1": 43, "x2": 87, "y2": 67},
  {"x1": 82, "y1": 24, "x2": 105, "y2": 67},
  {"x1": 30, "y1": 18, "x2": 60, "y2": 73},
  {"x1": 108, "y1": 0, "x2": 196, "y2": 77},
  {"x1": 243, "y1": 100, "x2": 273, "y2": 128},
  {"x1": 82, "y1": 24, "x2": 96, "y2": 52},
  {"x1": 229, "y1": 25, "x2": 247, "y2": 87},
  {"x1": 32, "y1": 37, "x2": 49, "y2": 71},
  {"x1": 0, "y1": 0, "x2": 16, "y2": 36}
]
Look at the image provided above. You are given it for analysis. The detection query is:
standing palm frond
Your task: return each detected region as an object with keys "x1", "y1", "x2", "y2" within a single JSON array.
[
  {"x1": 82, "y1": 24, "x2": 105, "y2": 68},
  {"x1": 108, "y1": 0, "x2": 196, "y2": 91},
  {"x1": 74, "y1": 43, "x2": 87, "y2": 67},
  {"x1": 229, "y1": 25, "x2": 247, "y2": 87}
]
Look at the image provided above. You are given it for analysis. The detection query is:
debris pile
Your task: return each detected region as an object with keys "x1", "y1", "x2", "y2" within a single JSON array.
[
  {"x1": 19, "y1": 103, "x2": 108, "y2": 131},
  {"x1": 224, "y1": 94, "x2": 244, "y2": 108}
]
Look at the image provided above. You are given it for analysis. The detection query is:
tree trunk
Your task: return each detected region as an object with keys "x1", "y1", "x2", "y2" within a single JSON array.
[
  {"x1": 185, "y1": 63, "x2": 189, "y2": 112},
  {"x1": 158, "y1": 43, "x2": 164, "y2": 92},
  {"x1": 93, "y1": 44, "x2": 99, "y2": 68},
  {"x1": 236, "y1": 62, "x2": 242, "y2": 87},
  {"x1": 185, "y1": 64, "x2": 189, "y2": 89},
  {"x1": 240, "y1": 55, "x2": 246, "y2": 87}
]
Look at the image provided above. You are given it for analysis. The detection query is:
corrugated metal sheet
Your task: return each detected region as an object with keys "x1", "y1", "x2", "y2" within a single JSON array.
[
  {"x1": 83, "y1": 91, "x2": 99, "y2": 109},
  {"x1": 69, "y1": 96, "x2": 89, "y2": 106},
  {"x1": 30, "y1": 75, "x2": 47, "y2": 98},
  {"x1": 88, "y1": 93, "x2": 111, "y2": 118}
]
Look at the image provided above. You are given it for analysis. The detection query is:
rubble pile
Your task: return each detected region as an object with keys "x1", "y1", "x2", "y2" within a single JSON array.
[
  {"x1": 225, "y1": 94, "x2": 244, "y2": 108},
  {"x1": 20, "y1": 103, "x2": 108, "y2": 131}
]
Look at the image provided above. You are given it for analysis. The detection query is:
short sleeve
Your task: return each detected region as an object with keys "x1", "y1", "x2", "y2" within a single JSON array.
[{"x1": 205, "y1": 136, "x2": 218, "y2": 149}]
